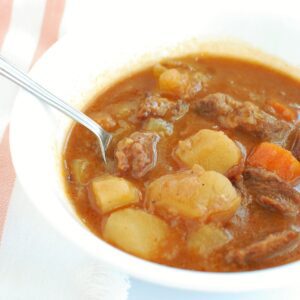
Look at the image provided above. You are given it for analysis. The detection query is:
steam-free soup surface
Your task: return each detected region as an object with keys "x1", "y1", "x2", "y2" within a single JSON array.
[{"x1": 63, "y1": 55, "x2": 300, "y2": 272}]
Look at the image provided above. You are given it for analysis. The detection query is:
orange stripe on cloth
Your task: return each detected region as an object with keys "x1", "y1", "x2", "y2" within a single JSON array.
[
  {"x1": 0, "y1": 126, "x2": 16, "y2": 241},
  {"x1": 0, "y1": 0, "x2": 13, "y2": 48},
  {"x1": 31, "y1": 0, "x2": 65, "y2": 65},
  {"x1": 0, "y1": 0, "x2": 65, "y2": 242}
]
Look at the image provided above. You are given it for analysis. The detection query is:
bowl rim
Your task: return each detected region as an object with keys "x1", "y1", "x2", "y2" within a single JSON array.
[{"x1": 9, "y1": 25, "x2": 300, "y2": 293}]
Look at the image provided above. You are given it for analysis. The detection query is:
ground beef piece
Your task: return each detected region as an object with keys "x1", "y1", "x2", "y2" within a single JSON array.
[
  {"x1": 193, "y1": 93, "x2": 292, "y2": 145},
  {"x1": 137, "y1": 95, "x2": 189, "y2": 121},
  {"x1": 115, "y1": 131, "x2": 160, "y2": 178},
  {"x1": 226, "y1": 230, "x2": 299, "y2": 265},
  {"x1": 241, "y1": 167, "x2": 300, "y2": 216}
]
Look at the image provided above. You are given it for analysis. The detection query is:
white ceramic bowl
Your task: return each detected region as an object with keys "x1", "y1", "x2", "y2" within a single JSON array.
[{"x1": 10, "y1": 14, "x2": 300, "y2": 292}]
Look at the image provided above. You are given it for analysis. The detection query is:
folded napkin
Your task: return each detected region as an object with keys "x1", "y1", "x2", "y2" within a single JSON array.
[{"x1": 0, "y1": 1, "x2": 129, "y2": 298}]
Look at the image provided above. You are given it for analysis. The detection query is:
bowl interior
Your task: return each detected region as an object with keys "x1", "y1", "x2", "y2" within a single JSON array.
[{"x1": 10, "y1": 14, "x2": 300, "y2": 292}]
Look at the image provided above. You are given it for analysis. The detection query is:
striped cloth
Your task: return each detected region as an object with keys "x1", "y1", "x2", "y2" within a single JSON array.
[
  {"x1": 0, "y1": 0, "x2": 64, "y2": 244},
  {"x1": 0, "y1": 1, "x2": 130, "y2": 299}
]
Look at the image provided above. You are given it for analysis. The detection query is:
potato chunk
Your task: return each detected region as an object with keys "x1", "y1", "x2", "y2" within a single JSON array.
[
  {"x1": 146, "y1": 165, "x2": 240, "y2": 221},
  {"x1": 158, "y1": 68, "x2": 203, "y2": 99},
  {"x1": 187, "y1": 224, "x2": 230, "y2": 257},
  {"x1": 159, "y1": 68, "x2": 184, "y2": 96},
  {"x1": 103, "y1": 208, "x2": 169, "y2": 259},
  {"x1": 175, "y1": 129, "x2": 241, "y2": 174},
  {"x1": 91, "y1": 175, "x2": 140, "y2": 214}
]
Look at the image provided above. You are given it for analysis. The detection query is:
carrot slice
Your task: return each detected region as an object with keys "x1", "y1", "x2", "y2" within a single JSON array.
[
  {"x1": 269, "y1": 101, "x2": 297, "y2": 122},
  {"x1": 247, "y1": 142, "x2": 300, "y2": 182}
]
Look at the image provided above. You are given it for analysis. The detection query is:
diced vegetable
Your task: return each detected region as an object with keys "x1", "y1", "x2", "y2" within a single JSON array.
[
  {"x1": 247, "y1": 142, "x2": 300, "y2": 182},
  {"x1": 175, "y1": 129, "x2": 241, "y2": 174},
  {"x1": 71, "y1": 159, "x2": 90, "y2": 184},
  {"x1": 146, "y1": 165, "x2": 240, "y2": 222},
  {"x1": 143, "y1": 118, "x2": 173, "y2": 136},
  {"x1": 159, "y1": 68, "x2": 185, "y2": 96},
  {"x1": 187, "y1": 224, "x2": 230, "y2": 257},
  {"x1": 268, "y1": 101, "x2": 297, "y2": 122},
  {"x1": 91, "y1": 175, "x2": 140, "y2": 214},
  {"x1": 158, "y1": 68, "x2": 205, "y2": 99},
  {"x1": 103, "y1": 208, "x2": 169, "y2": 259}
]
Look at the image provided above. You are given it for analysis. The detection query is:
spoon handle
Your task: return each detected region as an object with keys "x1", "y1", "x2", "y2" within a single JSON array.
[{"x1": 0, "y1": 55, "x2": 111, "y2": 163}]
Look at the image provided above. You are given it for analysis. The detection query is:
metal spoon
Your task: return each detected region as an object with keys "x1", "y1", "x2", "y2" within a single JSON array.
[{"x1": 0, "y1": 55, "x2": 112, "y2": 163}]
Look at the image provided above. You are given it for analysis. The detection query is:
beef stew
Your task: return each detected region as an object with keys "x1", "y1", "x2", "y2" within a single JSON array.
[{"x1": 63, "y1": 55, "x2": 300, "y2": 272}]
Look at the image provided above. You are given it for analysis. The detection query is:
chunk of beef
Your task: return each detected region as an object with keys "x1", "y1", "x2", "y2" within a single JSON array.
[
  {"x1": 137, "y1": 95, "x2": 189, "y2": 121},
  {"x1": 226, "y1": 230, "x2": 299, "y2": 265},
  {"x1": 241, "y1": 167, "x2": 300, "y2": 216},
  {"x1": 115, "y1": 131, "x2": 160, "y2": 178},
  {"x1": 290, "y1": 127, "x2": 300, "y2": 161},
  {"x1": 257, "y1": 196, "x2": 296, "y2": 215},
  {"x1": 226, "y1": 157, "x2": 245, "y2": 180},
  {"x1": 193, "y1": 93, "x2": 292, "y2": 145}
]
